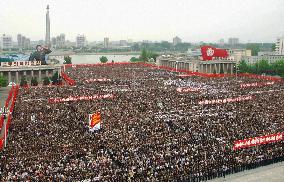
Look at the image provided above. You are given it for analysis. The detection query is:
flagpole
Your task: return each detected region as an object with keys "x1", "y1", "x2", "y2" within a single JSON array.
[{"x1": 4, "y1": 117, "x2": 7, "y2": 148}]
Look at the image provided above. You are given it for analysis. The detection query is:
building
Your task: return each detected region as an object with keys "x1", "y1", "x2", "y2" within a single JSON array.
[
  {"x1": 173, "y1": 36, "x2": 182, "y2": 46},
  {"x1": 52, "y1": 34, "x2": 65, "y2": 48},
  {"x1": 0, "y1": 62, "x2": 61, "y2": 84},
  {"x1": 275, "y1": 36, "x2": 284, "y2": 55},
  {"x1": 157, "y1": 55, "x2": 236, "y2": 74},
  {"x1": 76, "y1": 34, "x2": 86, "y2": 47},
  {"x1": 17, "y1": 34, "x2": 31, "y2": 49},
  {"x1": 119, "y1": 40, "x2": 127, "y2": 46},
  {"x1": 229, "y1": 49, "x2": 251, "y2": 63},
  {"x1": 1, "y1": 34, "x2": 13, "y2": 50},
  {"x1": 45, "y1": 5, "x2": 51, "y2": 46},
  {"x1": 228, "y1": 38, "x2": 239, "y2": 47},
  {"x1": 219, "y1": 38, "x2": 225, "y2": 47},
  {"x1": 104, "y1": 37, "x2": 109, "y2": 48},
  {"x1": 242, "y1": 55, "x2": 284, "y2": 64}
]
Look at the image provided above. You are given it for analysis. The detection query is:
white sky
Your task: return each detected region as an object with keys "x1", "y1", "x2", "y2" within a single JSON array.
[{"x1": 0, "y1": 0, "x2": 284, "y2": 43}]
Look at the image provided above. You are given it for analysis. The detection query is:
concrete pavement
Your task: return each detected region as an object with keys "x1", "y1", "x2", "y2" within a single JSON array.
[{"x1": 210, "y1": 161, "x2": 284, "y2": 182}]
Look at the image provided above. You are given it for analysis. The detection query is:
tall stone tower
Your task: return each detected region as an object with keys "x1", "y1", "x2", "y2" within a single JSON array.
[{"x1": 45, "y1": 5, "x2": 51, "y2": 46}]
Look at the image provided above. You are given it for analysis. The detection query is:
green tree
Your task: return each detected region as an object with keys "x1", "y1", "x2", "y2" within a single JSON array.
[
  {"x1": 0, "y1": 76, "x2": 8, "y2": 87},
  {"x1": 51, "y1": 71, "x2": 60, "y2": 85},
  {"x1": 246, "y1": 43, "x2": 260, "y2": 56},
  {"x1": 272, "y1": 60, "x2": 284, "y2": 77},
  {"x1": 130, "y1": 57, "x2": 140, "y2": 62},
  {"x1": 20, "y1": 76, "x2": 28, "y2": 86},
  {"x1": 271, "y1": 43, "x2": 276, "y2": 51},
  {"x1": 43, "y1": 77, "x2": 50, "y2": 85},
  {"x1": 100, "y1": 56, "x2": 108, "y2": 63},
  {"x1": 63, "y1": 56, "x2": 72, "y2": 64},
  {"x1": 256, "y1": 60, "x2": 271, "y2": 74},
  {"x1": 31, "y1": 77, "x2": 38, "y2": 86},
  {"x1": 140, "y1": 48, "x2": 148, "y2": 61},
  {"x1": 238, "y1": 60, "x2": 250, "y2": 73}
]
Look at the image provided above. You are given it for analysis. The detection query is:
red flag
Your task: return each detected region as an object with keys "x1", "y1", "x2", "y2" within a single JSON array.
[
  {"x1": 201, "y1": 46, "x2": 228, "y2": 61},
  {"x1": 90, "y1": 112, "x2": 101, "y2": 128},
  {"x1": 0, "y1": 138, "x2": 3, "y2": 150}
]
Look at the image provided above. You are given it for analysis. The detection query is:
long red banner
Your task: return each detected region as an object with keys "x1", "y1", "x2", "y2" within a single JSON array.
[
  {"x1": 85, "y1": 78, "x2": 111, "y2": 83},
  {"x1": 199, "y1": 95, "x2": 252, "y2": 105},
  {"x1": 177, "y1": 87, "x2": 201, "y2": 92},
  {"x1": 233, "y1": 133, "x2": 283, "y2": 150},
  {"x1": 240, "y1": 81, "x2": 275, "y2": 88},
  {"x1": 48, "y1": 94, "x2": 114, "y2": 103}
]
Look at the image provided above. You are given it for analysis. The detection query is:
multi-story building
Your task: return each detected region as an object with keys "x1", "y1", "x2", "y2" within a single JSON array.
[
  {"x1": 1, "y1": 34, "x2": 13, "y2": 49},
  {"x1": 52, "y1": 34, "x2": 66, "y2": 48},
  {"x1": 157, "y1": 55, "x2": 236, "y2": 74},
  {"x1": 76, "y1": 34, "x2": 86, "y2": 48},
  {"x1": 218, "y1": 38, "x2": 225, "y2": 47},
  {"x1": 275, "y1": 36, "x2": 284, "y2": 55},
  {"x1": 173, "y1": 36, "x2": 182, "y2": 46},
  {"x1": 17, "y1": 34, "x2": 31, "y2": 49},
  {"x1": 119, "y1": 40, "x2": 127, "y2": 47},
  {"x1": 242, "y1": 55, "x2": 284, "y2": 64},
  {"x1": 104, "y1": 37, "x2": 109, "y2": 48},
  {"x1": 228, "y1": 49, "x2": 251, "y2": 63},
  {"x1": 228, "y1": 38, "x2": 239, "y2": 47}
]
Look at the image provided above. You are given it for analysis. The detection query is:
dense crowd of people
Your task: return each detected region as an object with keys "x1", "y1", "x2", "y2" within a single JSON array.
[{"x1": 1, "y1": 63, "x2": 283, "y2": 181}]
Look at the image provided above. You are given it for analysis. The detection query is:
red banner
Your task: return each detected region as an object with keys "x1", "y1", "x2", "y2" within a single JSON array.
[
  {"x1": 233, "y1": 133, "x2": 283, "y2": 150},
  {"x1": 201, "y1": 46, "x2": 228, "y2": 61},
  {"x1": 48, "y1": 94, "x2": 114, "y2": 103},
  {"x1": 199, "y1": 95, "x2": 252, "y2": 105},
  {"x1": 0, "y1": 85, "x2": 19, "y2": 151},
  {"x1": 61, "y1": 71, "x2": 76, "y2": 86},
  {"x1": 240, "y1": 81, "x2": 275, "y2": 88},
  {"x1": 177, "y1": 87, "x2": 201, "y2": 92},
  {"x1": 0, "y1": 138, "x2": 3, "y2": 149},
  {"x1": 85, "y1": 78, "x2": 111, "y2": 83}
]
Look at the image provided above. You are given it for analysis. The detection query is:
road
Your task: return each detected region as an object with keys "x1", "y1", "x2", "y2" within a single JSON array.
[{"x1": 210, "y1": 161, "x2": 284, "y2": 182}]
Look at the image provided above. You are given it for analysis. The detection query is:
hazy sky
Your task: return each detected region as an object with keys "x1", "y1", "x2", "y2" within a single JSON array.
[{"x1": 0, "y1": 0, "x2": 284, "y2": 43}]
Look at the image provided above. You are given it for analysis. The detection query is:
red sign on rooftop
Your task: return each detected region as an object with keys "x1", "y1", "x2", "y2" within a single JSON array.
[{"x1": 201, "y1": 46, "x2": 228, "y2": 61}]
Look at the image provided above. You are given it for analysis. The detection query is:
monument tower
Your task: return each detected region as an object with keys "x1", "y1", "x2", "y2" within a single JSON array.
[{"x1": 45, "y1": 5, "x2": 50, "y2": 46}]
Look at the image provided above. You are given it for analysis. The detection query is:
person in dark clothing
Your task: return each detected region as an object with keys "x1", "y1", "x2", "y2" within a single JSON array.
[{"x1": 29, "y1": 45, "x2": 52, "y2": 65}]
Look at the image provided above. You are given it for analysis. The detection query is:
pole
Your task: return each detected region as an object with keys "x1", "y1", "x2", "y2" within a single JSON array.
[{"x1": 4, "y1": 119, "x2": 6, "y2": 148}]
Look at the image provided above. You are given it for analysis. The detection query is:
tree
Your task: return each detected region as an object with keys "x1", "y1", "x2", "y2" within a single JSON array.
[
  {"x1": 257, "y1": 60, "x2": 271, "y2": 74},
  {"x1": 100, "y1": 56, "x2": 108, "y2": 63},
  {"x1": 51, "y1": 71, "x2": 61, "y2": 85},
  {"x1": 246, "y1": 43, "x2": 260, "y2": 56},
  {"x1": 130, "y1": 57, "x2": 140, "y2": 62},
  {"x1": 0, "y1": 76, "x2": 8, "y2": 87},
  {"x1": 271, "y1": 60, "x2": 284, "y2": 77},
  {"x1": 31, "y1": 77, "x2": 38, "y2": 86},
  {"x1": 238, "y1": 60, "x2": 250, "y2": 73},
  {"x1": 140, "y1": 48, "x2": 148, "y2": 61},
  {"x1": 43, "y1": 77, "x2": 50, "y2": 85},
  {"x1": 63, "y1": 56, "x2": 72, "y2": 64},
  {"x1": 271, "y1": 43, "x2": 276, "y2": 51},
  {"x1": 20, "y1": 76, "x2": 28, "y2": 86},
  {"x1": 139, "y1": 48, "x2": 159, "y2": 62}
]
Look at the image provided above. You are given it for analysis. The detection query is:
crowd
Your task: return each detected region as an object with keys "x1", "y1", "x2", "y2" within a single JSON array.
[{"x1": 0, "y1": 63, "x2": 283, "y2": 181}]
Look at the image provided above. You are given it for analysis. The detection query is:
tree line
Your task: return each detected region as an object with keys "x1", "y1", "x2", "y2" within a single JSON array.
[
  {"x1": 130, "y1": 48, "x2": 159, "y2": 62},
  {"x1": 238, "y1": 59, "x2": 284, "y2": 78}
]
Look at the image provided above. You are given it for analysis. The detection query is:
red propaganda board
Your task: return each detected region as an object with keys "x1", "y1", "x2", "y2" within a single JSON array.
[
  {"x1": 201, "y1": 46, "x2": 228, "y2": 61},
  {"x1": 233, "y1": 133, "x2": 283, "y2": 150}
]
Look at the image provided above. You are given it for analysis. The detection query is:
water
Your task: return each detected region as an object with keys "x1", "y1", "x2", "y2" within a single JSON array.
[{"x1": 68, "y1": 54, "x2": 139, "y2": 64}]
